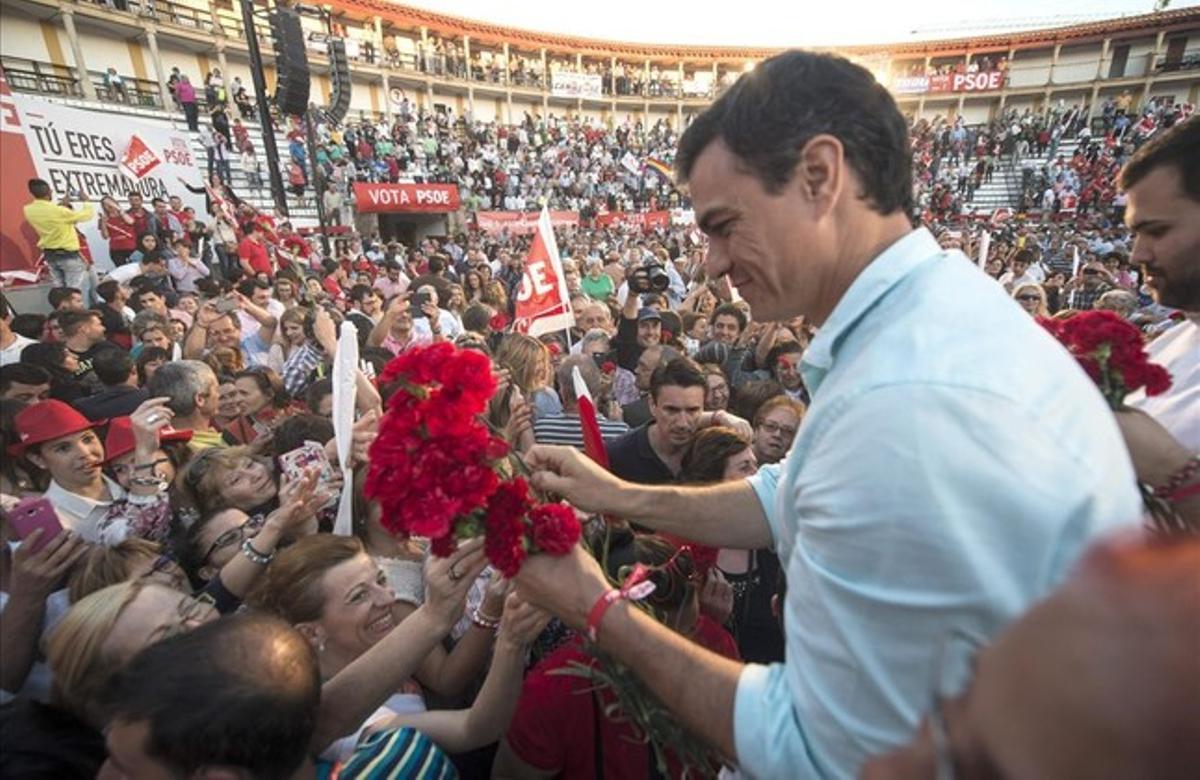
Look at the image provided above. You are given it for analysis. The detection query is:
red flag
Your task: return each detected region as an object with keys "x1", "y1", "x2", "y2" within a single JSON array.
[
  {"x1": 572, "y1": 366, "x2": 609, "y2": 469},
  {"x1": 514, "y1": 206, "x2": 575, "y2": 338}
]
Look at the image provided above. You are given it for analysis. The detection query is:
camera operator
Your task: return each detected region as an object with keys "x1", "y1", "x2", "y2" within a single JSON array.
[{"x1": 612, "y1": 261, "x2": 671, "y2": 371}]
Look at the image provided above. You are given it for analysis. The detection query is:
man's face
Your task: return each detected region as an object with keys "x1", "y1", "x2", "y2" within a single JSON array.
[
  {"x1": 649, "y1": 385, "x2": 705, "y2": 449},
  {"x1": 1011, "y1": 260, "x2": 1028, "y2": 277},
  {"x1": 774, "y1": 350, "x2": 804, "y2": 391},
  {"x1": 251, "y1": 286, "x2": 272, "y2": 309},
  {"x1": 711, "y1": 313, "x2": 741, "y2": 345},
  {"x1": 59, "y1": 293, "x2": 84, "y2": 312},
  {"x1": 1081, "y1": 263, "x2": 1107, "y2": 290},
  {"x1": 276, "y1": 280, "x2": 295, "y2": 300},
  {"x1": 577, "y1": 304, "x2": 610, "y2": 334},
  {"x1": 1125, "y1": 164, "x2": 1200, "y2": 310},
  {"x1": 153, "y1": 202, "x2": 168, "y2": 218},
  {"x1": 141, "y1": 328, "x2": 171, "y2": 351},
  {"x1": 84, "y1": 315, "x2": 106, "y2": 344},
  {"x1": 636, "y1": 318, "x2": 661, "y2": 348},
  {"x1": 634, "y1": 347, "x2": 661, "y2": 392},
  {"x1": 1, "y1": 380, "x2": 51, "y2": 404},
  {"x1": 692, "y1": 139, "x2": 834, "y2": 322},
  {"x1": 209, "y1": 315, "x2": 241, "y2": 350},
  {"x1": 137, "y1": 291, "x2": 167, "y2": 315},
  {"x1": 128, "y1": 194, "x2": 142, "y2": 211},
  {"x1": 861, "y1": 538, "x2": 1200, "y2": 780},
  {"x1": 361, "y1": 292, "x2": 382, "y2": 314},
  {"x1": 169, "y1": 196, "x2": 183, "y2": 212},
  {"x1": 752, "y1": 406, "x2": 800, "y2": 465}
]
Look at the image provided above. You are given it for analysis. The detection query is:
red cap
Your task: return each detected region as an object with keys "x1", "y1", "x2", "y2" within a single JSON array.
[
  {"x1": 103, "y1": 416, "x2": 194, "y2": 462},
  {"x1": 9, "y1": 400, "x2": 100, "y2": 457}
]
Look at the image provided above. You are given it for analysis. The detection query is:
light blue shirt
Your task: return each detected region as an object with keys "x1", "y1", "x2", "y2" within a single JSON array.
[{"x1": 732, "y1": 228, "x2": 1140, "y2": 778}]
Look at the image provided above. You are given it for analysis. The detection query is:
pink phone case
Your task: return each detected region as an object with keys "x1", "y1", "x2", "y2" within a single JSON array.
[{"x1": 7, "y1": 498, "x2": 63, "y2": 555}]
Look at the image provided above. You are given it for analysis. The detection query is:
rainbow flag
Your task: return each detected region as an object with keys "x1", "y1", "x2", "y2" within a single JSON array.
[{"x1": 645, "y1": 157, "x2": 673, "y2": 181}]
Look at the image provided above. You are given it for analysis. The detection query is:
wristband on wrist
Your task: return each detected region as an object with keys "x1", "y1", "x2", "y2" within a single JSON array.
[
  {"x1": 1167, "y1": 481, "x2": 1200, "y2": 504},
  {"x1": 240, "y1": 538, "x2": 274, "y2": 566},
  {"x1": 584, "y1": 564, "x2": 657, "y2": 643}
]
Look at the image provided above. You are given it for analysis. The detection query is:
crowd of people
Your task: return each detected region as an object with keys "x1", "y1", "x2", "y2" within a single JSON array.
[{"x1": 2, "y1": 46, "x2": 1198, "y2": 780}]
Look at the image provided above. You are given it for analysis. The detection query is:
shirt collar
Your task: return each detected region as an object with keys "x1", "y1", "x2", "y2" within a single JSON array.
[
  {"x1": 45, "y1": 476, "x2": 123, "y2": 522},
  {"x1": 802, "y1": 228, "x2": 942, "y2": 394}
]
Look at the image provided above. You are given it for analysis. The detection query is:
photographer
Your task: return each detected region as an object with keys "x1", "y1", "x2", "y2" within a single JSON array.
[{"x1": 612, "y1": 262, "x2": 669, "y2": 371}]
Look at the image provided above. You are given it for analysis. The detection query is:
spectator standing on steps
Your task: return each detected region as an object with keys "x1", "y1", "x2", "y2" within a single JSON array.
[
  {"x1": 22, "y1": 179, "x2": 95, "y2": 305},
  {"x1": 177, "y1": 74, "x2": 199, "y2": 131}
]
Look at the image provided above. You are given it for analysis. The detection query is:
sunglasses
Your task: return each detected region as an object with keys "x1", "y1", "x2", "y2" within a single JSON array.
[{"x1": 1016, "y1": 294, "x2": 1041, "y2": 302}]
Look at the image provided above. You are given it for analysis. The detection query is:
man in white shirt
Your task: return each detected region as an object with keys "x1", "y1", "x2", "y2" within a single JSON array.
[
  {"x1": 410, "y1": 285, "x2": 462, "y2": 342},
  {"x1": 0, "y1": 293, "x2": 37, "y2": 366},
  {"x1": 1120, "y1": 118, "x2": 1200, "y2": 456}
]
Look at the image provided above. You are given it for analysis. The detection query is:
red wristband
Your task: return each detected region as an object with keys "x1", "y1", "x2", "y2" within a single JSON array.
[
  {"x1": 1167, "y1": 481, "x2": 1200, "y2": 504},
  {"x1": 585, "y1": 589, "x2": 622, "y2": 643}
]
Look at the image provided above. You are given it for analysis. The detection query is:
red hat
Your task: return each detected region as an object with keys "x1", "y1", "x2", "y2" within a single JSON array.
[
  {"x1": 103, "y1": 416, "x2": 193, "y2": 462},
  {"x1": 9, "y1": 400, "x2": 100, "y2": 457}
]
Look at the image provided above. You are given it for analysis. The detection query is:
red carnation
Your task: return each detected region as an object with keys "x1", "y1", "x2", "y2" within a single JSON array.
[
  {"x1": 1040, "y1": 310, "x2": 1173, "y2": 409},
  {"x1": 661, "y1": 329, "x2": 674, "y2": 342},
  {"x1": 546, "y1": 342, "x2": 562, "y2": 356},
  {"x1": 529, "y1": 503, "x2": 582, "y2": 555},
  {"x1": 601, "y1": 361, "x2": 617, "y2": 375},
  {"x1": 489, "y1": 313, "x2": 510, "y2": 331},
  {"x1": 430, "y1": 534, "x2": 458, "y2": 558}
]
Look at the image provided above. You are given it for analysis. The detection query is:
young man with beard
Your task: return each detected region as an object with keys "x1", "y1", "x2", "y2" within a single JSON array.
[{"x1": 1117, "y1": 117, "x2": 1199, "y2": 526}]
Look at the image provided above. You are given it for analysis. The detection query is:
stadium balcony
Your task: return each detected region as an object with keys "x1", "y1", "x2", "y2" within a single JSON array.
[{"x1": 2, "y1": 0, "x2": 1197, "y2": 130}]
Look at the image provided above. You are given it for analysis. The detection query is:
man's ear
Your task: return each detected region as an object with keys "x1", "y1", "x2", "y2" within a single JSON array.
[{"x1": 794, "y1": 134, "x2": 845, "y2": 217}]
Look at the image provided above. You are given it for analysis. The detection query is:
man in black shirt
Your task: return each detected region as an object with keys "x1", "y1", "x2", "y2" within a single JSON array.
[
  {"x1": 59, "y1": 309, "x2": 113, "y2": 394},
  {"x1": 606, "y1": 356, "x2": 705, "y2": 484},
  {"x1": 74, "y1": 349, "x2": 148, "y2": 421}
]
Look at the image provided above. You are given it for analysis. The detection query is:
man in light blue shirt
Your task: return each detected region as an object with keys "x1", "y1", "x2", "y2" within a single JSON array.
[{"x1": 511, "y1": 51, "x2": 1141, "y2": 779}]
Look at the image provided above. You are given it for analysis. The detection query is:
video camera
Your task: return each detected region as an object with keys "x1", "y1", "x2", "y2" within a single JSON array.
[{"x1": 628, "y1": 262, "x2": 670, "y2": 294}]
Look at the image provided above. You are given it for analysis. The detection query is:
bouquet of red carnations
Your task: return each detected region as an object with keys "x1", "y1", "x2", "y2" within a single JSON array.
[
  {"x1": 1039, "y1": 310, "x2": 1171, "y2": 409},
  {"x1": 364, "y1": 342, "x2": 579, "y2": 576}
]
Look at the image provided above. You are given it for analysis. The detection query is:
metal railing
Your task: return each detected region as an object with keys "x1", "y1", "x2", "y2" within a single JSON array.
[
  {"x1": 1154, "y1": 49, "x2": 1200, "y2": 72},
  {"x1": 1, "y1": 57, "x2": 82, "y2": 97}
]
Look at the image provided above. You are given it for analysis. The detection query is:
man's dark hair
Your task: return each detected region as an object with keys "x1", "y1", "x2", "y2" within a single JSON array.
[
  {"x1": 711, "y1": 303, "x2": 747, "y2": 333},
  {"x1": 304, "y1": 377, "x2": 334, "y2": 414},
  {"x1": 271, "y1": 413, "x2": 335, "y2": 458},
  {"x1": 1013, "y1": 248, "x2": 1038, "y2": 266},
  {"x1": 152, "y1": 197, "x2": 166, "y2": 206},
  {"x1": 428, "y1": 255, "x2": 446, "y2": 275},
  {"x1": 95, "y1": 279, "x2": 121, "y2": 304},
  {"x1": 676, "y1": 51, "x2": 913, "y2": 216},
  {"x1": 1118, "y1": 115, "x2": 1199, "y2": 199},
  {"x1": 47, "y1": 287, "x2": 81, "y2": 309},
  {"x1": 27, "y1": 179, "x2": 51, "y2": 198},
  {"x1": 237, "y1": 278, "x2": 270, "y2": 297},
  {"x1": 102, "y1": 614, "x2": 320, "y2": 780},
  {"x1": 349, "y1": 284, "x2": 375, "y2": 304},
  {"x1": 10, "y1": 313, "x2": 45, "y2": 340},
  {"x1": 461, "y1": 303, "x2": 493, "y2": 333},
  {"x1": 766, "y1": 341, "x2": 804, "y2": 373},
  {"x1": 93, "y1": 348, "x2": 135, "y2": 386},
  {"x1": 58, "y1": 309, "x2": 100, "y2": 338},
  {"x1": 0, "y1": 363, "x2": 51, "y2": 395},
  {"x1": 650, "y1": 356, "x2": 706, "y2": 401},
  {"x1": 0, "y1": 291, "x2": 11, "y2": 321}
]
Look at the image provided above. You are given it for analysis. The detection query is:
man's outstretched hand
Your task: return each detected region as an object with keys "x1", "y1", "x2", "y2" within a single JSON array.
[{"x1": 523, "y1": 445, "x2": 632, "y2": 516}]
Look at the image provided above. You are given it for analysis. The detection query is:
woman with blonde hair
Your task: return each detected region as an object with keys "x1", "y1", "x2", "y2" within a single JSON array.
[
  {"x1": 494, "y1": 333, "x2": 561, "y2": 420},
  {"x1": 481, "y1": 279, "x2": 509, "y2": 313},
  {"x1": 250, "y1": 534, "x2": 548, "y2": 760},
  {"x1": 1012, "y1": 283, "x2": 1050, "y2": 318},
  {"x1": 67, "y1": 538, "x2": 188, "y2": 603}
]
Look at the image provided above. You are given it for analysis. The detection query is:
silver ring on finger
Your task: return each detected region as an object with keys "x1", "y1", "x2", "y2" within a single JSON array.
[
  {"x1": 449, "y1": 564, "x2": 462, "y2": 582},
  {"x1": 147, "y1": 413, "x2": 160, "y2": 424}
]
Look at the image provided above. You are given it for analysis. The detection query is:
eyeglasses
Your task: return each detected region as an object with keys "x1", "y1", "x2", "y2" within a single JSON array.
[
  {"x1": 112, "y1": 457, "x2": 170, "y2": 477},
  {"x1": 757, "y1": 421, "x2": 798, "y2": 438},
  {"x1": 202, "y1": 512, "x2": 266, "y2": 564},
  {"x1": 153, "y1": 593, "x2": 217, "y2": 643},
  {"x1": 1082, "y1": 268, "x2": 1101, "y2": 276},
  {"x1": 1015, "y1": 294, "x2": 1041, "y2": 302}
]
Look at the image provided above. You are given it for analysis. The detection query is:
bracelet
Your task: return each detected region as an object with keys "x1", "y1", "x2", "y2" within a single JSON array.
[
  {"x1": 129, "y1": 475, "x2": 167, "y2": 489},
  {"x1": 470, "y1": 606, "x2": 501, "y2": 631},
  {"x1": 1152, "y1": 455, "x2": 1200, "y2": 499},
  {"x1": 240, "y1": 538, "x2": 274, "y2": 566},
  {"x1": 584, "y1": 563, "x2": 657, "y2": 643}
]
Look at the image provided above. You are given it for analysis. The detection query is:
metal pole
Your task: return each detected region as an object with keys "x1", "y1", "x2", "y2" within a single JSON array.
[
  {"x1": 239, "y1": 0, "x2": 288, "y2": 217},
  {"x1": 304, "y1": 109, "x2": 331, "y2": 256}
]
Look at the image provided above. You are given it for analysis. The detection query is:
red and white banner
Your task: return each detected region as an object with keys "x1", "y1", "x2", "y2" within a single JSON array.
[
  {"x1": 118, "y1": 133, "x2": 162, "y2": 179},
  {"x1": 593, "y1": 210, "x2": 670, "y2": 231},
  {"x1": 892, "y1": 70, "x2": 1005, "y2": 95},
  {"x1": 352, "y1": 182, "x2": 461, "y2": 214},
  {"x1": 475, "y1": 210, "x2": 579, "y2": 235},
  {"x1": 514, "y1": 207, "x2": 575, "y2": 338},
  {"x1": 1, "y1": 76, "x2": 205, "y2": 274}
]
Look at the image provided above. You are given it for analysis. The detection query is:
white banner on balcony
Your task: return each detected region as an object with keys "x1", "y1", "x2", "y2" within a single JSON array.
[
  {"x1": 8, "y1": 93, "x2": 206, "y2": 272},
  {"x1": 550, "y1": 72, "x2": 603, "y2": 100}
]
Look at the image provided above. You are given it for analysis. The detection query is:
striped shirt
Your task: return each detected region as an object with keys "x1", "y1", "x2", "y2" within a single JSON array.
[{"x1": 533, "y1": 412, "x2": 630, "y2": 449}]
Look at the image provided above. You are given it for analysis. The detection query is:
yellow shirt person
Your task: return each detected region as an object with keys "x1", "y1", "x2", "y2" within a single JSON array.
[{"x1": 23, "y1": 197, "x2": 95, "y2": 252}]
